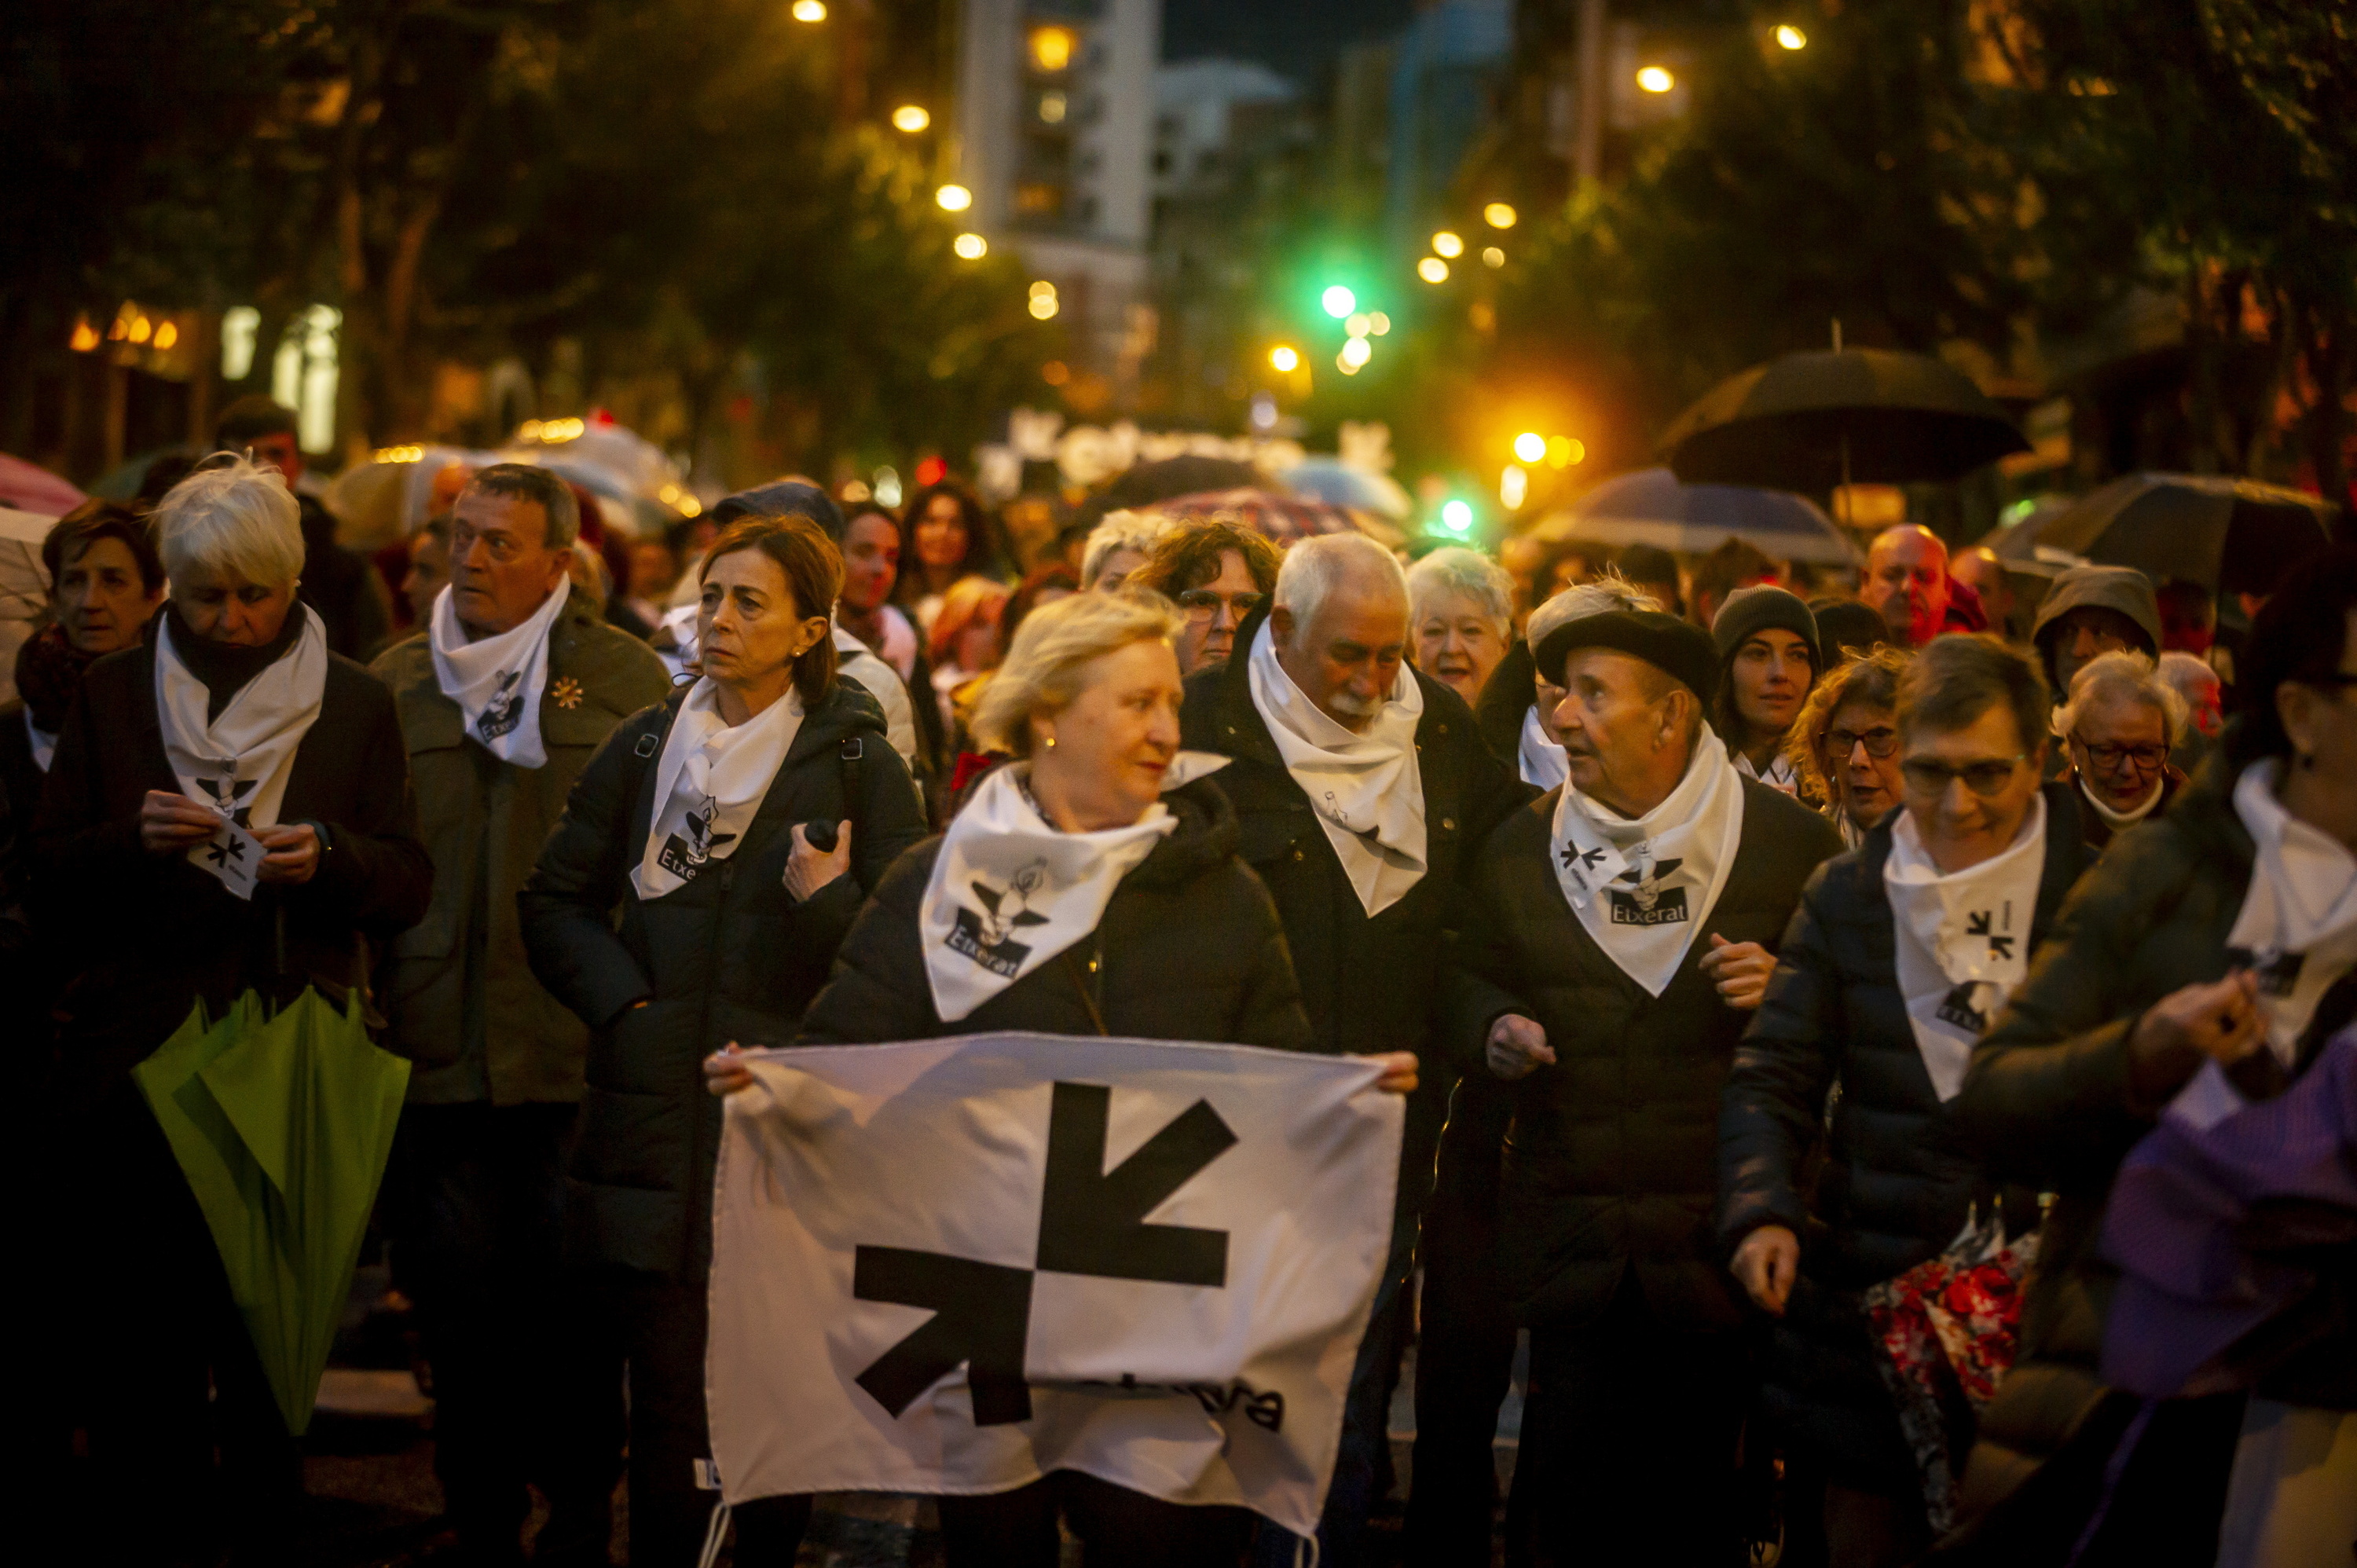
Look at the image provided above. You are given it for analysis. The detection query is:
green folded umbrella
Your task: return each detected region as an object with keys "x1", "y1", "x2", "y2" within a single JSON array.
[{"x1": 134, "y1": 988, "x2": 412, "y2": 1435}]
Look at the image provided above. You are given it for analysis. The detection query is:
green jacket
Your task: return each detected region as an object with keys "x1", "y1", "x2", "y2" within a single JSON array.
[
  {"x1": 370, "y1": 601, "x2": 671, "y2": 1105},
  {"x1": 1947, "y1": 753, "x2": 2249, "y2": 1541}
]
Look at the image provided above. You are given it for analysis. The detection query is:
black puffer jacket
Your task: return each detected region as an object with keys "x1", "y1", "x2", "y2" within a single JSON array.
[
  {"x1": 1716, "y1": 783, "x2": 2086, "y2": 1492},
  {"x1": 519, "y1": 680, "x2": 926, "y2": 1281},
  {"x1": 1450, "y1": 776, "x2": 1843, "y2": 1328},
  {"x1": 798, "y1": 777, "x2": 1314, "y2": 1053}
]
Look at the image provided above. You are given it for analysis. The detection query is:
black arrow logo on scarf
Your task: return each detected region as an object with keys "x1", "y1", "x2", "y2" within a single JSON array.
[{"x1": 852, "y1": 1081, "x2": 1237, "y2": 1426}]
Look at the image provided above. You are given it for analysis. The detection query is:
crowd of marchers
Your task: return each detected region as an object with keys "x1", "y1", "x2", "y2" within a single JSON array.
[{"x1": 2, "y1": 399, "x2": 2350, "y2": 1568}]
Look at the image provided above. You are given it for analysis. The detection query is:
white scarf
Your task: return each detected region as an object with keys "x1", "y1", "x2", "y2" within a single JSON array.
[
  {"x1": 154, "y1": 605, "x2": 329, "y2": 888},
  {"x1": 1519, "y1": 704, "x2": 1568, "y2": 791},
  {"x1": 2226, "y1": 760, "x2": 2357, "y2": 1068},
  {"x1": 1245, "y1": 621, "x2": 1428, "y2": 916},
  {"x1": 629, "y1": 678, "x2": 805, "y2": 901},
  {"x1": 1549, "y1": 726, "x2": 1746, "y2": 996},
  {"x1": 2080, "y1": 774, "x2": 2164, "y2": 833},
  {"x1": 920, "y1": 763, "x2": 1177, "y2": 1023},
  {"x1": 428, "y1": 577, "x2": 570, "y2": 769},
  {"x1": 1737, "y1": 749, "x2": 1802, "y2": 795},
  {"x1": 24, "y1": 708, "x2": 54, "y2": 773},
  {"x1": 1884, "y1": 794, "x2": 2047, "y2": 1101}
]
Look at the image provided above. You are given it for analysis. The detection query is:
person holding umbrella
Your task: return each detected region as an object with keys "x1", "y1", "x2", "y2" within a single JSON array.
[
  {"x1": 32, "y1": 455, "x2": 431, "y2": 1564},
  {"x1": 521, "y1": 515, "x2": 926, "y2": 1567}
]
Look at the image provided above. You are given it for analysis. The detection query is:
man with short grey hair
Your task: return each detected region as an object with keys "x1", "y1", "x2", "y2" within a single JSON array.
[
  {"x1": 1182, "y1": 530, "x2": 1523, "y2": 1565},
  {"x1": 2054, "y1": 647, "x2": 2190, "y2": 849},
  {"x1": 371, "y1": 461, "x2": 668, "y2": 1562}
]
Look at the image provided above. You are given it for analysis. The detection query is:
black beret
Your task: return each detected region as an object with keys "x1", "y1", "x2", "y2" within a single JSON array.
[{"x1": 1533, "y1": 608, "x2": 1720, "y2": 700}]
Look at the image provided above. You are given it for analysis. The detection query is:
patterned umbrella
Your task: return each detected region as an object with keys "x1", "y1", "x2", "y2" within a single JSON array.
[{"x1": 1146, "y1": 487, "x2": 1405, "y2": 550}]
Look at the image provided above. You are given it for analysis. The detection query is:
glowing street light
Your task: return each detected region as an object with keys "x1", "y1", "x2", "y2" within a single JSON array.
[
  {"x1": 1548, "y1": 435, "x2": 1585, "y2": 468},
  {"x1": 1417, "y1": 257, "x2": 1450, "y2": 284},
  {"x1": 1270, "y1": 345, "x2": 1300, "y2": 373},
  {"x1": 1431, "y1": 230, "x2": 1464, "y2": 258},
  {"x1": 1500, "y1": 465, "x2": 1529, "y2": 510},
  {"x1": 952, "y1": 232, "x2": 988, "y2": 259},
  {"x1": 1513, "y1": 431, "x2": 1548, "y2": 463},
  {"x1": 892, "y1": 104, "x2": 931, "y2": 133},
  {"x1": 1321, "y1": 284, "x2": 1357, "y2": 319},
  {"x1": 791, "y1": 0, "x2": 827, "y2": 20},
  {"x1": 1776, "y1": 24, "x2": 1808, "y2": 49},
  {"x1": 936, "y1": 184, "x2": 973, "y2": 212},
  {"x1": 1030, "y1": 25, "x2": 1076, "y2": 71},
  {"x1": 1369, "y1": 312, "x2": 1391, "y2": 335},
  {"x1": 1637, "y1": 65, "x2": 1675, "y2": 93},
  {"x1": 1483, "y1": 202, "x2": 1517, "y2": 229},
  {"x1": 1440, "y1": 499, "x2": 1475, "y2": 534},
  {"x1": 1339, "y1": 335, "x2": 1373, "y2": 369},
  {"x1": 1028, "y1": 292, "x2": 1060, "y2": 321}
]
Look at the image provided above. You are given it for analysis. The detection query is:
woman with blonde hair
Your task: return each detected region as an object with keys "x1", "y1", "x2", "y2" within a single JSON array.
[
  {"x1": 712, "y1": 588, "x2": 1414, "y2": 1566},
  {"x1": 1788, "y1": 647, "x2": 1913, "y2": 846}
]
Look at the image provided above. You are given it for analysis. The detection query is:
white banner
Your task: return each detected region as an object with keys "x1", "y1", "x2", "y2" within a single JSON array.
[{"x1": 705, "y1": 1033, "x2": 1404, "y2": 1538}]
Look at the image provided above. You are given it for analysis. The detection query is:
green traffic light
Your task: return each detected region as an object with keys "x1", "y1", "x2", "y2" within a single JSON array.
[
  {"x1": 1321, "y1": 285, "x2": 1356, "y2": 319},
  {"x1": 1441, "y1": 499, "x2": 1475, "y2": 534}
]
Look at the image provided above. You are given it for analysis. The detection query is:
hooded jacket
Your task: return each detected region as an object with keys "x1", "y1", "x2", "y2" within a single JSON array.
[
  {"x1": 2032, "y1": 566, "x2": 2161, "y2": 674},
  {"x1": 519, "y1": 676, "x2": 926, "y2": 1281}
]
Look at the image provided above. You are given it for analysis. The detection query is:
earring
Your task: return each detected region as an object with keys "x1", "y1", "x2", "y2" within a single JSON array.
[{"x1": 1044, "y1": 735, "x2": 1058, "y2": 749}]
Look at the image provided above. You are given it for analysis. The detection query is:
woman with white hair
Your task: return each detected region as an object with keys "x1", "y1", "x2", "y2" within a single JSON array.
[
  {"x1": 2054, "y1": 647, "x2": 2192, "y2": 850},
  {"x1": 1078, "y1": 507, "x2": 1173, "y2": 592},
  {"x1": 31, "y1": 454, "x2": 431, "y2": 1563},
  {"x1": 1407, "y1": 545, "x2": 1516, "y2": 710},
  {"x1": 713, "y1": 588, "x2": 1413, "y2": 1568}
]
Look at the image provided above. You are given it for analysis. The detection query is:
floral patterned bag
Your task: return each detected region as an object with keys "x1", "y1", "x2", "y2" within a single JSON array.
[{"x1": 1863, "y1": 1207, "x2": 2040, "y2": 1534}]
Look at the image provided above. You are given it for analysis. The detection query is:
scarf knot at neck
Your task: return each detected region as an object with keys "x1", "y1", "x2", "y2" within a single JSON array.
[
  {"x1": 1885, "y1": 794, "x2": 2048, "y2": 1101},
  {"x1": 429, "y1": 578, "x2": 572, "y2": 769}
]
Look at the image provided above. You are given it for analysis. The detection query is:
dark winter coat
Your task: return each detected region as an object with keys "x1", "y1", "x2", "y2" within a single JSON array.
[
  {"x1": 1179, "y1": 603, "x2": 1528, "y2": 1225},
  {"x1": 519, "y1": 679, "x2": 926, "y2": 1283},
  {"x1": 31, "y1": 638, "x2": 432, "y2": 1095},
  {"x1": 1945, "y1": 753, "x2": 2344, "y2": 1539},
  {"x1": 370, "y1": 600, "x2": 672, "y2": 1106},
  {"x1": 799, "y1": 777, "x2": 1312, "y2": 1051},
  {"x1": 1450, "y1": 774, "x2": 1842, "y2": 1330},
  {"x1": 1715, "y1": 783, "x2": 2087, "y2": 1493}
]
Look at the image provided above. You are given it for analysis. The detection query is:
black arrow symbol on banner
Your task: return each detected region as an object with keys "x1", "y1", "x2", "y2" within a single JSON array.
[
  {"x1": 851, "y1": 1081, "x2": 1239, "y2": 1426},
  {"x1": 1036, "y1": 1081, "x2": 1237, "y2": 1285},
  {"x1": 852, "y1": 1246, "x2": 1036, "y2": 1425}
]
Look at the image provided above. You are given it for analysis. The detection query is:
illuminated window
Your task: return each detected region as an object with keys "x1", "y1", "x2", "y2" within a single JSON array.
[{"x1": 1030, "y1": 26, "x2": 1076, "y2": 73}]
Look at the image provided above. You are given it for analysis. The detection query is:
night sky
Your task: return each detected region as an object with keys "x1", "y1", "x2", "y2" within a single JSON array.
[{"x1": 1161, "y1": 0, "x2": 1420, "y2": 87}]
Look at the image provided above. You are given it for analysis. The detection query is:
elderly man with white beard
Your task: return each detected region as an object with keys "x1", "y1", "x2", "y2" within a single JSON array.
[
  {"x1": 1450, "y1": 601, "x2": 1841, "y2": 1566},
  {"x1": 1180, "y1": 532, "x2": 1525, "y2": 1566}
]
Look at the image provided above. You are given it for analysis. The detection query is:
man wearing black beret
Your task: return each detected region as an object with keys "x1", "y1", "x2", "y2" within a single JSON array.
[{"x1": 1447, "y1": 602, "x2": 1842, "y2": 1563}]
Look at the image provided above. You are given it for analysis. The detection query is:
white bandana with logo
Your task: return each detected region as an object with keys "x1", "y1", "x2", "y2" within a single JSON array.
[
  {"x1": 2226, "y1": 760, "x2": 2357, "y2": 1068},
  {"x1": 1737, "y1": 749, "x2": 1802, "y2": 795},
  {"x1": 630, "y1": 678, "x2": 804, "y2": 901},
  {"x1": 1884, "y1": 794, "x2": 2047, "y2": 1101},
  {"x1": 1549, "y1": 726, "x2": 1745, "y2": 996},
  {"x1": 428, "y1": 577, "x2": 570, "y2": 769},
  {"x1": 919, "y1": 763, "x2": 1178, "y2": 1023},
  {"x1": 154, "y1": 604, "x2": 330, "y2": 889},
  {"x1": 1245, "y1": 621, "x2": 1428, "y2": 917},
  {"x1": 1519, "y1": 705, "x2": 1568, "y2": 791}
]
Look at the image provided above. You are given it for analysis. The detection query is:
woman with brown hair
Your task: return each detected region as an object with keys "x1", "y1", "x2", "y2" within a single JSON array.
[
  {"x1": 1790, "y1": 647, "x2": 1914, "y2": 847},
  {"x1": 520, "y1": 514, "x2": 927, "y2": 1567}
]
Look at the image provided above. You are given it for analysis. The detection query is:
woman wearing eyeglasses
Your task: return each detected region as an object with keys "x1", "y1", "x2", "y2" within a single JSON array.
[
  {"x1": 1788, "y1": 647, "x2": 1913, "y2": 848},
  {"x1": 1942, "y1": 555, "x2": 2357, "y2": 1563},
  {"x1": 1717, "y1": 634, "x2": 2088, "y2": 1566},
  {"x1": 1127, "y1": 519, "x2": 1279, "y2": 676},
  {"x1": 2053, "y1": 650, "x2": 2191, "y2": 851}
]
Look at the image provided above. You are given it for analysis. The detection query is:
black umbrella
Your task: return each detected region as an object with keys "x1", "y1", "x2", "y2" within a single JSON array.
[
  {"x1": 1989, "y1": 472, "x2": 2336, "y2": 595},
  {"x1": 1662, "y1": 347, "x2": 2028, "y2": 492}
]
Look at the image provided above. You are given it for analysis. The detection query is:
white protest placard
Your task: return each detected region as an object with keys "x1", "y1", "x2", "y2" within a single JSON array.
[
  {"x1": 704, "y1": 1033, "x2": 1403, "y2": 1538},
  {"x1": 201, "y1": 815, "x2": 265, "y2": 900}
]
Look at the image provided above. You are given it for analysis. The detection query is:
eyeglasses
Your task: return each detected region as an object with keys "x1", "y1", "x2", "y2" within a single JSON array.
[
  {"x1": 1901, "y1": 753, "x2": 2029, "y2": 798},
  {"x1": 1175, "y1": 588, "x2": 1266, "y2": 623},
  {"x1": 2073, "y1": 733, "x2": 2167, "y2": 773},
  {"x1": 1824, "y1": 725, "x2": 1898, "y2": 760}
]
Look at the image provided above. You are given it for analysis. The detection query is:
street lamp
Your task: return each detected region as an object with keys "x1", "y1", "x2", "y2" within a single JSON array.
[
  {"x1": 1417, "y1": 257, "x2": 1450, "y2": 284},
  {"x1": 1483, "y1": 202, "x2": 1517, "y2": 229},
  {"x1": 936, "y1": 184, "x2": 973, "y2": 211},
  {"x1": 1637, "y1": 65, "x2": 1675, "y2": 93},
  {"x1": 1431, "y1": 230, "x2": 1464, "y2": 258},
  {"x1": 791, "y1": 0, "x2": 827, "y2": 20},
  {"x1": 1028, "y1": 280, "x2": 1059, "y2": 320},
  {"x1": 892, "y1": 105, "x2": 931, "y2": 132},
  {"x1": 1513, "y1": 431, "x2": 1547, "y2": 463},
  {"x1": 1776, "y1": 24, "x2": 1807, "y2": 49},
  {"x1": 952, "y1": 233, "x2": 988, "y2": 259},
  {"x1": 1339, "y1": 335, "x2": 1373, "y2": 370},
  {"x1": 1321, "y1": 284, "x2": 1357, "y2": 319},
  {"x1": 1270, "y1": 345, "x2": 1299, "y2": 373}
]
